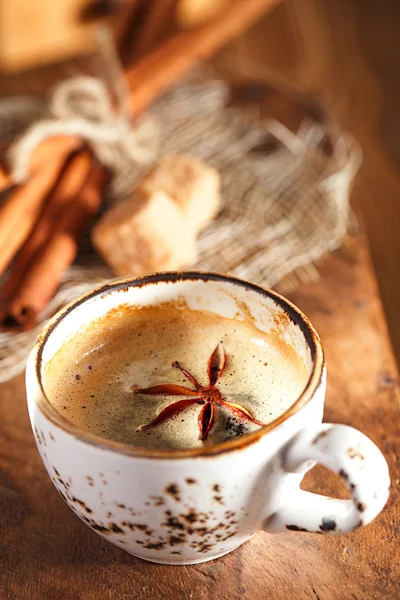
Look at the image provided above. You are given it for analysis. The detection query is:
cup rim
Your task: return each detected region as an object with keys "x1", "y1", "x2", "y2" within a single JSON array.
[{"x1": 31, "y1": 271, "x2": 325, "y2": 459}]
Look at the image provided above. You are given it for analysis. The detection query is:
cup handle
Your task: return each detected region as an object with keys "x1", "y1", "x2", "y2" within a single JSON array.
[{"x1": 264, "y1": 424, "x2": 390, "y2": 534}]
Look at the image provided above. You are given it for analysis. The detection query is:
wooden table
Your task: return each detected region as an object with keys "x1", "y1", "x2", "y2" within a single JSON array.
[
  {"x1": 1, "y1": 227, "x2": 399, "y2": 600},
  {"x1": 1, "y1": 48, "x2": 400, "y2": 600}
]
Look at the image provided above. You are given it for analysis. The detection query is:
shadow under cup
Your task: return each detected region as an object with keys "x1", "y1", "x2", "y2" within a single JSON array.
[{"x1": 27, "y1": 272, "x2": 329, "y2": 564}]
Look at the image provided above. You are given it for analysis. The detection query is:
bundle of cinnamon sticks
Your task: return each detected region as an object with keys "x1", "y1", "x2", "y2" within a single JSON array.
[
  {"x1": 0, "y1": 0, "x2": 277, "y2": 331},
  {"x1": 0, "y1": 137, "x2": 106, "y2": 330}
]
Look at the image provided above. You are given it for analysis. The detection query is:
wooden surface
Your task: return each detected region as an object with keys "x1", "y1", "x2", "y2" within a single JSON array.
[
  {"x1": 216, "y1": 0, "x2": 400, "y2": 369},
  {"x1": 1, "y1": 224, "x2": 399, "y2": 600},
  {"x1": 1, "y1": 1, "x2": 400, "y2": 598},
  {"x1": 1, "y1": 96, "x2": 400, "y2": 600}
]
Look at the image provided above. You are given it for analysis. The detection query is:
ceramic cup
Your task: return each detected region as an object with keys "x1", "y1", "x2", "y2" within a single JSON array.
[{"x1": 26, "y1": 272, "x2": 390, "y2": 565}]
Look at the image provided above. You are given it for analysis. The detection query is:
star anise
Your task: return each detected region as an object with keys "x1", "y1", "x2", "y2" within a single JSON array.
[{"x1": 134, "y1": 343, "x2": 265, "y2": 440}]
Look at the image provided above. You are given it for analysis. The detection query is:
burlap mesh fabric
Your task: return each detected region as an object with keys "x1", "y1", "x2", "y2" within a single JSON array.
[{"x1": 0, "y1": 71, "x2": 361, "y2": 382}]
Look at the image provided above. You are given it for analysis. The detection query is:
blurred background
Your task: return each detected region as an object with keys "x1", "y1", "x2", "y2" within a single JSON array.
[{"x1": 1, "y1": 0, "x2": 400, "y2": 363}]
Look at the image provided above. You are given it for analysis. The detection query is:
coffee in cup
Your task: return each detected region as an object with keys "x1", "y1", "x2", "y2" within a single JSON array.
[{"x1": 45, "y1": 304, "x2": 308, "y2": 450}]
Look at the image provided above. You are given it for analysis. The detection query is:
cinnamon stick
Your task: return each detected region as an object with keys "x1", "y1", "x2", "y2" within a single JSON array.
[
  {"x1": 128, "y1": 0, "x2": 178, "y2": 61},
  {"x1": 0, "y1": 165, "x2": 10, "y2": 190},
  {"x1": 126, "y1": 0, "x2": 279, "y2": 116},
  {"x1": 0, "y1": 148, "x2": 93, "y2": 303},
  {"x1": 2, "y1": 163, "x2": 106, "y2": 329},
  {"x1": 0, "y1": 136, "x2": 81, "y2": 276}
]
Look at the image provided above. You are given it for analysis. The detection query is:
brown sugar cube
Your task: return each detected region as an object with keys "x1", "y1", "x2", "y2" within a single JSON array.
[
  {"x1": 92, "y1": 188, "x2": 197, "y2": 276},
  {"x1": 140, "y1": 154, "x2": 221, "y2": 234}
]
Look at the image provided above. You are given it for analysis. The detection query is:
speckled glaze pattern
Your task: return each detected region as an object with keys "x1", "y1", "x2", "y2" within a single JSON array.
[{"x1": 26, "y1": 273, "x2": 390, "y2": 565}]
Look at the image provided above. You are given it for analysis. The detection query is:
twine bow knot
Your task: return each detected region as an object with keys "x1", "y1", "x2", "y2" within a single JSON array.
[{"x1": 9, "y1": 76, "x2": 159, "y2": 198}]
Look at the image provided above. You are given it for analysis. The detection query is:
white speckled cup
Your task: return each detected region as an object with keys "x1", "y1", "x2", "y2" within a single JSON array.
[{"x1": 26, "y1": 272, "x2": 390, "y2": 565}]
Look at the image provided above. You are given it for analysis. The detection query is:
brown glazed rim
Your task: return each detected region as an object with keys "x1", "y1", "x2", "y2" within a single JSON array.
[{"x1": 33, "y1": 272, "x2": 325, "y2": 459}]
